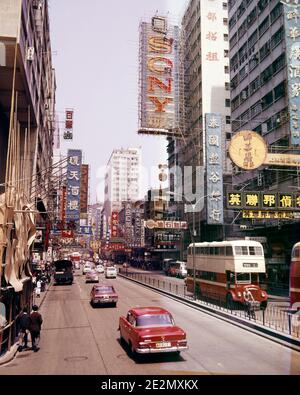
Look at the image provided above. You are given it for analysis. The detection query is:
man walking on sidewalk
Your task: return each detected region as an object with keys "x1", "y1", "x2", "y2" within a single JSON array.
[
  {"x1": 29, "y1": 305, "x2": 43, "y2": 352},
  {"x1": 18, "y1": 307, "x2": 31, "y2": 350}
]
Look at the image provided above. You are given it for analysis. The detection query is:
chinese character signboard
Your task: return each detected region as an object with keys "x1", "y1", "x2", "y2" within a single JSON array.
[
  {"x1": 66, "y1": 149, "x2": 82, "y2": 231},
  {"x1": 64, "y1": 109, "x2": 74, "y2": 140},
  {"x1": 144, "y1": 219, "x2": 188, "y2": 230},
  {"x1": 111, "y1": 211, "x2": 119, "y2": 238},
  {"x1": 80, "y1": 164, "x2": 89, "y2": 214},
  {"x1": 138, "y1": 16, "x2": 180, "y2": 136},
  {"x1": 227, "y1": 192, "x2": 300, "y2": 211},
  {"x1": 283, "y1": 2, "x2": 300, "y2": 145},
  {"x1": 206, "y1": 113, "x2": 224, "y2": 225}
]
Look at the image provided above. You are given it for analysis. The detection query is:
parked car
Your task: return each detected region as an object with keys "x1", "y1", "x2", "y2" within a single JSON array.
[
  {"x1": 119, "y1": 307, "x2": 188, "y2": 357},
  {"x1": 105, "y1": 266, "x2": 117, "y2": 279},
  {"x1": 82, "y1": 263, "x2": 92, "y2": 275},
  {"x1": 90, "y1": 284, "x2": 118, "y2": 307},
  {"x1": 96, "y1": 264, "x2": 104, "y2": 274},
  {"x1": 85, "y1": 270, "x2": 99, "y2": 283}
]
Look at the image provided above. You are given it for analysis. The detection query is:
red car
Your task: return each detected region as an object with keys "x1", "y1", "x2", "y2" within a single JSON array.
[
  {"x1": 90, "y1": 284, "x2": 118, "y2": 307},
  {"x1": 85, "y1": 270, "x2": 99, "y2": 283},
  {"x1": 119, "y1": 307, "x2": 188, "y2": 357}
]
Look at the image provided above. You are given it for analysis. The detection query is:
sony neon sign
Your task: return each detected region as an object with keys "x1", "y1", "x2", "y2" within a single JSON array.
[{"x1": 139, "y1": 16, "x2": 178, "y2": 133}]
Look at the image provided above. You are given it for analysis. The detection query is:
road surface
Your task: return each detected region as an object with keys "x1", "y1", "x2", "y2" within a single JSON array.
[{"x1": 0, "y1": 270, "x2": 299, "y2": 375}]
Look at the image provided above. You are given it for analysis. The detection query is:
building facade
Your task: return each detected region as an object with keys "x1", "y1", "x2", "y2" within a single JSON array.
[
  {"x1": 0, "y1": 0, "x2": 56, "y2": 356},
  {"x1": 103, "y1": 148, "x2": 141, "y2": 235},
  {"x1": 169, "y1": 0, "x2": 233, "y2": 247},
  {"x1": 228, "y1": 0, "x2": 300, "y2": 290}
]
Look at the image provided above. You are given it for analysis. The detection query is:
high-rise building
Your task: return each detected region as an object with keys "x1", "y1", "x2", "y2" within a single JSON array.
[
  {"x1": 228, "y1": 0, "x2": 300, "y2": 288},
  {"x1": 103, "y1": 148, "x2": 141, "y2": 233},
  {"x1": 173, "y1": 0, "x2": 232, "y2": 243}
]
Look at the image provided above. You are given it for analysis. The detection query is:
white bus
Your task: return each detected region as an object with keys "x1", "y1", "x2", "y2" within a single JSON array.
[{"x1": 186, "y1": 240, "x2": 268, "y2": 309}]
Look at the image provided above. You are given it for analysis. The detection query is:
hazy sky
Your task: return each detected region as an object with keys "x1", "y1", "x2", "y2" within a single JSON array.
[{"x1": 49, "y1": 0, "x2": 186, "y2": 203}]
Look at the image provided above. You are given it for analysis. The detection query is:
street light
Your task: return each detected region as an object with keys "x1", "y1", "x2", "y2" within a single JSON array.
[{"x1": 167, "y1": 191, "x2": 206, "y2": 300}]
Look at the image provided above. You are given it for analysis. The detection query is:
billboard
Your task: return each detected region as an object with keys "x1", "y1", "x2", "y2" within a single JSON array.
[
  {"x1": 66, "y1": 150, "x2": 82, "y2": 231},
  {"x1": 138, "y1": 16, "x2": 180, "y2": 136},
  {"x1": 283, "y1": 2, "x2": 300, "y2": 145},
  {"x1": 80, "y1": 164, "x2": 89, "y2": 214},
  {"x1": 205, "y1": 113, "x2": 224, "y2": 225}
]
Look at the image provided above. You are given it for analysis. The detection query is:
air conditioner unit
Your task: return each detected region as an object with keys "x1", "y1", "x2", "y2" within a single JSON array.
[{"x1": 26, "y1": 47, "x2": 35, "y2": 61}]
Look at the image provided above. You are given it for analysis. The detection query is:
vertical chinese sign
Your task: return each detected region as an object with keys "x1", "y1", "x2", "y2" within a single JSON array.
[
  {"x1": 64, "y1": 109, "x2": 74, "y2": 140},
  {"x1": 66, "y1": 149, "x2": 82, "y2": 232},
  {"x1": 111, "y1": 212, "x2": 119, "y2": 238},
  {"x1": 283, "y1": 2, "x2": 300, "y2": 145},
  {"x1": 138, "y1": 16, "x2": 179, "y2": 135},
  {"x1": 80, "y1": 164, "x2": 89, "y2": 214},
  {"x1": 125, "y1": 203, "x2": 132, "y2": 246},
  {"x1": 206, "y1": 113, "x2": 224, "y2": 225}
]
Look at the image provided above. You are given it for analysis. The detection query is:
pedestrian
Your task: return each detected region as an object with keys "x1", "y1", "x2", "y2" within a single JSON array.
[
  {"x1": 18, "y1": 307, "x2": 31, "y2": 351},
  {"x1": 35, "y1": 279, "x2": 41, "y2": 298},
  {"x1": 243, "y1": 289, "x2": 255, "y2": 319},
  {"x1": 29, "y1": 305, "x2": 43, "y2": 352}
]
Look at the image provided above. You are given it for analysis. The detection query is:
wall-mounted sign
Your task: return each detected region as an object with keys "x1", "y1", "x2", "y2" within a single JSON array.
[
  {"x1": 64, "y1": 109, "x2": 74, "y2": 140},
  {"x1": 242, "y1": 210, "x2": 297, "y2": 220},
  {"x1": 229, "y1": 131, "x2": 300, "y2": 169},
  {"x1": 206, "y1": 113, "x2": 224, "y2": 225},
  {"x1": 66, "y1": 150, "x2": 82, "y2": 231},
  {"x1": 227, "y1": 192, "x2": 300, "y2": 210},
  {"x1": 283, "y1": 1, "x2": 300, "y2": 145},
  {"x1": 138, "y1": 16, "x2": 180, "y2": 136},
  {"x1": 144, "y1": 219, "x2": 187, "y2": 229},
  {"x1": 111, "y1": 211, "x2": 119, "y2": 238},
  {"x1": 229, "y1": 130, "x2": 267, "y2": 170}
]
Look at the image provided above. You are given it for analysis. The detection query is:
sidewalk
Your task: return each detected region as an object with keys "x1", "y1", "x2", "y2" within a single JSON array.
[{"x1": 0, "y1": 280, "x2": 52, "y2": 366}]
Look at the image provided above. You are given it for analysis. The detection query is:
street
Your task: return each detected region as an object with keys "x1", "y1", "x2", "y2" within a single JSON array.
[{"x1": 1, "y1": 271, "x2": 299, "y2": 375}]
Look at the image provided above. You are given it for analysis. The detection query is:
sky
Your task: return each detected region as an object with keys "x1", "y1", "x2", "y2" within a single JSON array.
[{"x1": 49, "y1": 0, "x2": 186, "y2": 203}]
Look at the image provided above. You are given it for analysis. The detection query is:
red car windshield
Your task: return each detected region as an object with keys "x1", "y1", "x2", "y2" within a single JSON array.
[
  {"x1": 136, "y1": 314, "x2": 174, "y2": 327},
  {"x1": 95, "y1": 287, "x2": 114, "y2": 293}
]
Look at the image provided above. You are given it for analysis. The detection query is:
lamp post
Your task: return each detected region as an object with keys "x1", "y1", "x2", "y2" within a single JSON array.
[{"x1": 168, "y1": 192, "x2": 206, "y2": 300}]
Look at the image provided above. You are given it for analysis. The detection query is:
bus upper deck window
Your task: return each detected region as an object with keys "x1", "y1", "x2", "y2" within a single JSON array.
[
  {"x1": 226, "y1": 246, "x2": 233, "y2": 256},
  {"x1": 254, "y1": 247, "x2": 263, "y2": 256},
  {"x1": 293, "y1": 248, "x2": 300, "y2": 258}
]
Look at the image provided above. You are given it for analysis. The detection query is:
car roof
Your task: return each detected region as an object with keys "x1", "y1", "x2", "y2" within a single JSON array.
[{"x1": 129, "y1": 307, "x2": 170, "y2": 317}]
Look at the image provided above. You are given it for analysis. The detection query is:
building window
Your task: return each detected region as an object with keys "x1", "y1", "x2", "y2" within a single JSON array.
[
  {"x1": 224, "y1": 34, "x2": 229, "y2": 42},
  {"x1": 224, "y1": 65, "x2": 229, "y2": 74},
  {"x1": 226, "y1": 116, "x2": 231, "y2": 125},
  {"x1": 225, "y1": 82, "x2": 230, "y2": 90},
  {"x1": 223, "y1": 18, "x2": 228, "y2": 26},
  {"x1": 225, "y1": 99, "x2": 231, "y2": 107},
  {"x1": 223, "y1": 2, "x2": 228, "y2": 10},
  {"x1": 259, "y1": 16, "x2": 269, "y2": 38},
  {"x1": 224, "y1": 49, "x2": 229, "y2": 58}
]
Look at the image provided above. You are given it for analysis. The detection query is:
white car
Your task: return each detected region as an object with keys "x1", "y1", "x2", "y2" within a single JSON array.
[
  {"x1": 82, "y1": 263, "x2": 92, "y2": 275},
  {"x1": 96, "y1": 264, "x2": 104, "y2": 274},
  {"x1": 105, "y1": 266, "x2": 117, "y2": 279}
]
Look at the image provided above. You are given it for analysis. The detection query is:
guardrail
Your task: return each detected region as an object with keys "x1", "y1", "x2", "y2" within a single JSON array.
[{"x1": 120, "y1": 269, "x2": 300, "y2": 339}]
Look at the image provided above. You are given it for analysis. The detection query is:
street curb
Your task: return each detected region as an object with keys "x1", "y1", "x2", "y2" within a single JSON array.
[
  {"x1": 118, "y1": 273, "x2": 300, "y2": 353},
  {"x1": 0, "y1": 343, "x2": 19, "y2": 366}
]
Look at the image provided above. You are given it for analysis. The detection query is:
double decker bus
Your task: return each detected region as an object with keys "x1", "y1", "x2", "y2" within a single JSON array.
[
  {"x1": 290, "y1": 242, "x2": 300, "y2": 308},
  {"x1": 186, "y1": 240, "x2": 268, "y2": 310}
]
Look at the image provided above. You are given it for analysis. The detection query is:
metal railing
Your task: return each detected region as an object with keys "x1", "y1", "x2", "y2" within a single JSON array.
[{"x1": 120, "y1": 269, "x2": 300, "y2": 339}]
